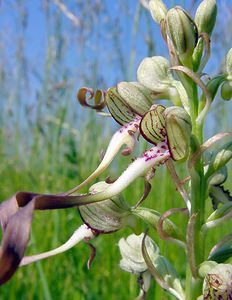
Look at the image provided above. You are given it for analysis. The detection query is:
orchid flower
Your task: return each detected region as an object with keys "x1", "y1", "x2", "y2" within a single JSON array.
[{"x1": 0, "y1": 74, "x2": 193, "y2": 286}]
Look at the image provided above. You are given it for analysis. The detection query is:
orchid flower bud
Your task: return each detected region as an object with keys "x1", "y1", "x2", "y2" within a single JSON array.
[
  {"x1": 221, "y1": 81, "x2": 232, "y2": 101},
  {"x1": 226, "y1": 48, "x2": 232, "y2": 78},
  {"x1": 117, "y1": 81, "x2": 152, "y2": 115},
  {"x1": 166, "y1": 7, "x2": 198, "y2": 66},
  {"x1": 203, "y1": 264, "x2": 232, "y2": 299},
  {"x1": 195, "y1": 0, "x2": 217, "y2": 36},
  {"x1": 149, "y1": 0, "x2": 167, "y2": 24},
  {"x1": 137, "y1": 56, "x2": 175, "y2": 94},
  {"x1": 119, "y1": 233, "x2": 159, "y2": 274}
]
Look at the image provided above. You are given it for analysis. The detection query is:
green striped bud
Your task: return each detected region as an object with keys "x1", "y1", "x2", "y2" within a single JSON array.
[
  {"x1": 149, "y1": 0, "x2": 167, "y2": 24},
  {"x1": 166, "y1": 7, "x2": 198, "y2": 66},
  {"x1": 195, "y1": 0, "x2": 217, "y2": 36}
]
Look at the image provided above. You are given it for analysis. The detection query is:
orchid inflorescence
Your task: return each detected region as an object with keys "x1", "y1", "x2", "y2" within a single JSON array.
[{"x1": 1, "y1": 0, "x2": 232, "y2": 299}]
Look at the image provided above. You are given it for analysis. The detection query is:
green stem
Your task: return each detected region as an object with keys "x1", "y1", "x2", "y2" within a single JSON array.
[{"x1": 185, "y1": 265, "x2": 203, "y2": 300}]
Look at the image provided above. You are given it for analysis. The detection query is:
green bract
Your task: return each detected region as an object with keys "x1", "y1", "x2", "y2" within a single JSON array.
[
  {"x1": 166, "y1": 6, "x2": 198, "y2": 65},
  {"x1": 195, "y1": 0, "x2": 217, "y2": 36}
]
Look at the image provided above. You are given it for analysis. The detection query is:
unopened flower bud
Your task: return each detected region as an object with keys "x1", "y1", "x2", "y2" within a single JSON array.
[
  {"x1": 226, "y1": 48, "x2": 232, "y2": 78},
  {"x1": 137, "y1": 56, "x2": 175, "y2": 95},
  {"x1": 149, "y1": 0, "x2": 167, "y2": 24},
  {"x1": 203, "y1": 264, "x2": 232, "y2": 299},
  {"x1": 165, "y1": 106, "x2": 192, "y2": 161},
  {"x1": 221, "y1": 81, "x2": 232, "y2": 101},
  {"x1": 166, "y1": 7, "x2": 198, "y2": 65},
  {"x1": 119, "y1": 233, "x2": 159, "y2": 274},
  {"x1": 195, "y1": 0, "x2": 217, "y2": 36}
]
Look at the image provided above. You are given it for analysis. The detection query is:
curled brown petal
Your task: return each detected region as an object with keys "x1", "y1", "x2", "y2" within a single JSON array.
[
  {"x1": 77, "y1": 87, "x2": 106, "y2": 111},
  {"x1": 0, "y1": 199, "x2": 35, "y2": 285}
]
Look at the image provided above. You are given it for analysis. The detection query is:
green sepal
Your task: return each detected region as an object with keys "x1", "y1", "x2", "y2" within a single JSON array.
[
  {"x1": 165, "y1": 106, "x2": 192, "y2": 161},
  {"x1": 139, "y1": 105, "x2": 166, "y2": 145},
  {"x1": 131, "y1": 207, "x2": 184, "y2": 241},
  {"x1": 117, "y1": 82, "x2": 153, "y2": 116},
  {"x1": 106, "y1": 87, "x2": 137, "y2": 125},
  {"x1": 79, "y1": 182, "x2": 131, "y2": 233}
]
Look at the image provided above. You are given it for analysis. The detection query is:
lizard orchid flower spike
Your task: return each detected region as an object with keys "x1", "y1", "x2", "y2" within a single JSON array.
[{"x1": 0, "y1": 84, "x2": 192, "y2": 285}]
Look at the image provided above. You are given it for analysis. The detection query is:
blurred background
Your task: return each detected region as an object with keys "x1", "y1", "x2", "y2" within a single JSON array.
[{"x1": 0, "y1": 1, "x2": 232, "y2": 299}]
